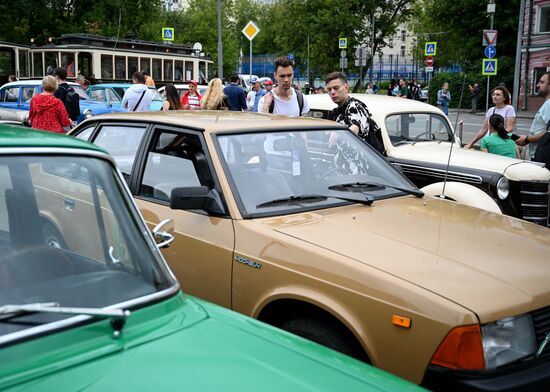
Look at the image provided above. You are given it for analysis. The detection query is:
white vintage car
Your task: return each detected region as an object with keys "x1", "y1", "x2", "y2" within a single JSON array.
[{"x1": 307, "y1": 94, "x2": 550, "y2": 228}]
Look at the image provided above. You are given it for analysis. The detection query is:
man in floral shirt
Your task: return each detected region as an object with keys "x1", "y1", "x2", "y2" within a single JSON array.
[
  {"x1": 326, "y1": 72, "x2": 369, "y2": 138},
  {"x1": 326, "y1": 72, "x2": 372, "y2": 174}
]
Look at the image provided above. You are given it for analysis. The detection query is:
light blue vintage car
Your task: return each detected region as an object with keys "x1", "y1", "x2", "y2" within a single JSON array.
[
  {"x1": 0, "y1": 80, "x2": 124, "y2": 123},
  {"x1": 87, "y1": 83, "x2": 164, "y2": 111}
]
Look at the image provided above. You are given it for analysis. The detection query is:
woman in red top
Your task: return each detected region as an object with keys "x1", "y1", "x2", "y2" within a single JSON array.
[{"x1": 29, "y1": 75, "x2": 71, "y2": 133}]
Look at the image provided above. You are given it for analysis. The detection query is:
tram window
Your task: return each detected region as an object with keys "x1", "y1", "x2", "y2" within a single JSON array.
[
  {"x1": 0, "y1": 51, "x2": 12, "y2": 76},
  {"x1": 199, "y1": 62, "x2": 207, "y2": 85},
  {"x1": 45, "y1": 52, "x2": 59, "y2": 75},
  {"x1": 32, "y1": 53, "x2": 43, "y2": 77},
  {"x1": 175, "y1": 61, "x2": 183, "y2": 81},
  {"x1": 61, "y1": 53, "x2": 75, "y2": 78},
  {"x1": 115, "y1": 56, "x2": 126, "y2": 79},
  {"x1": 19, "y1": 50, "x2": 29, "y2": 78},
  {"x1": 129, "y1": 57, "x2": 138, "y2": 75},
  {"x1": 101, "y1": 55, "x2": 113, "y2": 79},
  {"x1": 140, "y1": 58, "x2": 150, "y2": 73},
  {"x1": 152, "y1": 59, "x2": 161, "y2": 80},
  {"x1": 163, "y1": 59, "x2": 173, "y2": 81},
  {"x1": 78, "y1": 53, "x2": 91, "y2": 78},
  {"x1": 185, "y1": 61, "x2": 193, "y2": 81}
]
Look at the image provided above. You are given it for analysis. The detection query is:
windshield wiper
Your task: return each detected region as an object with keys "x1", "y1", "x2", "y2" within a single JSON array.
[
  {"x1": 256, "y1": 193, "x2": 373, "y2": 208},
  {"x1": 0, "y1": 302, "x2": 130, "y2": 333},
  {"x1": 329, "y1": 182, "x2": 424, "y2": 198}
]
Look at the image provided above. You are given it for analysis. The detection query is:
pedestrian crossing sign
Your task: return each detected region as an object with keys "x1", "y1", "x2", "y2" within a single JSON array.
[
  {"x1": 482, "y1": 59, "x2": 498, "y2": 76},
  {"x1": 424, "y1": 42, "x2": 437, "y2": 56},
  {"x1": 162, "y1": 27, "x2": 174, "y2": 41}
]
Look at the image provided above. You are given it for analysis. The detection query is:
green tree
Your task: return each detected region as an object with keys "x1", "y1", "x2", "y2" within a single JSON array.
[{"x1": 409, "y1": 0, "x2": 519, "y2": 90}]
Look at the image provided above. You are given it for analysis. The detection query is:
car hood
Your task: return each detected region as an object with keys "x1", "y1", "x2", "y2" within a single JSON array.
[
  {"x1": 2, "y1": 295, "x2": 418, "y2": 392},
  {"x1": 391, "y1": 142, "x2": 550, "y2": 181},
  {"x1": 263, "y1": 197, "x2": 550, "y2": 322}
]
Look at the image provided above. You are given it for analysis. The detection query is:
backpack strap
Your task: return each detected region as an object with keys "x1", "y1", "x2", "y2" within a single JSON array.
[
  {"x1": 268, "y1": 90, "x2": 304, "y2": 116},
  {"x1": 131, "y1": 90, "x2": 147, "y2": 112},
  {"x1": 296, "y1": 90, "x2": 304, "y2": 116}
]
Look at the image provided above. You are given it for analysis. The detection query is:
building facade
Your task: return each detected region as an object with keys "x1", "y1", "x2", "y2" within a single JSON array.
[{"x1": 518, "y1": 0, "x2": 550, "y2": 111}]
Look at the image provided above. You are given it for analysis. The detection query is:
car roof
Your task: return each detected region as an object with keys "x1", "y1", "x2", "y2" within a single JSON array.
[
  {"x1": 0, "y1": 124, "x2": 105, "y2": 152},
  {"x1": 1, "y1": 80, "x2": 82, "y2": 88},
  {"x1": 89, "y1": 83, "x2": 132, "y2": 88},
  {"x1": 81, "y1": 111, "x2": 345, "y2": 134},
  {"x1": 307, "y1": 93, "x2": 442, "y2": 114}
]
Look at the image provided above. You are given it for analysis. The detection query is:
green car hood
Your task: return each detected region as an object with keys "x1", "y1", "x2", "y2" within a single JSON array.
[{"x1": 0, "y1": 293, "x2": 421, "y2": 391}]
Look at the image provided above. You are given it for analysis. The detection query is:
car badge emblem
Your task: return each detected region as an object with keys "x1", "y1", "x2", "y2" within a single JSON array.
[{"x1": 234, "y1": 255, "x2": 262, "y2": 269}]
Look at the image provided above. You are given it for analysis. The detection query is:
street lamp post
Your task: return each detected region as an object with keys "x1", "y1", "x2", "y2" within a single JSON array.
[
  {"x1": 486, "y1": 0, "x2": 495, "y2": 111},
  {"x1": 217, "y1": 0, "x2": 223, "y2": 79}
]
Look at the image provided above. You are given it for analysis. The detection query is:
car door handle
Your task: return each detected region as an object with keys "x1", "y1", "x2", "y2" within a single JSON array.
[{"x1": 64, "y1": 198, "x2": 75, "y2": 210}]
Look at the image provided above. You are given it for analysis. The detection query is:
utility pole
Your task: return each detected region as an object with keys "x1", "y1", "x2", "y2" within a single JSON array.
[
  {"x1": 217, "y1": 0, "x2": 223, "y2": 79},
  {"x1": 513, "y1": 0, "x2": 526, "y2": 111},
  {"x1": 486, "y1": 0, "x2": 495, "y2": 111},
  {"x1": 370, "y1": 14, "x2": 375, "y2": 84}
]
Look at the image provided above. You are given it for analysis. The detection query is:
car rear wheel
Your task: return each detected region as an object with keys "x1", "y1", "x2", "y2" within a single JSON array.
[{"x1": 281, "y1": 316, "x2": 368, "y2": 362}]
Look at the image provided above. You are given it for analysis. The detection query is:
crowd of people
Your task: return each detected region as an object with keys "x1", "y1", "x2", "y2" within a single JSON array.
[{"x1": 18, "y1": 56, "x2": 550, "y2": 169}]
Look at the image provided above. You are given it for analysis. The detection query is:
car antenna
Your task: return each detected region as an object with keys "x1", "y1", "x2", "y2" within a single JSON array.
[{"x1": 440, "y1": 75, "x2": 467, "y2": 199}]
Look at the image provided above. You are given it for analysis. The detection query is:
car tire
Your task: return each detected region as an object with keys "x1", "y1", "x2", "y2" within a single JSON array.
[{"x1": 281, "y1": 317, "x2": 367, "y2": 362}]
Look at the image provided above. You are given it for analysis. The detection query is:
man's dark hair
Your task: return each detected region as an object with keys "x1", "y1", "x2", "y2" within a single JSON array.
[
  {"x1": 133, "y1": 71, "x2": 146, "y2": 84},
  {"x1": 54, "y1": 67, "x2": 67, "y2": 81},
  {"x1": 326, "y1": 72, "x2": 347, "y2": 85},
  {"x1": 541, "y1": 72, "x2": 550, "y2": 81},
  {"x1": 142, "y1": 70, "x2": 150, "y2": 77},
  {"x1": 229, "y1": 74, "x2": 239, "y2": 83},
  {"x1": 274, "y1": 56, "x2": 294, "y2": 72}
]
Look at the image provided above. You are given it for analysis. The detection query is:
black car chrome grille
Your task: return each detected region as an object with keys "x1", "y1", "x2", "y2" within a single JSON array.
[
  {"x1": 519, "y1": 181, "x2": 550, "y2": 227},
  {"x1": 532, "y1": 306, "x2": 550, "y2": 359}
]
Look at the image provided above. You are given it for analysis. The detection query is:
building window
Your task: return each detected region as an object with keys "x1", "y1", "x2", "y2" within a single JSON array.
[
  {"x1": 401, "y1": 30, "x2": 406, "y2": 42},
  {"x1": 532, "y1": 67, "x2": 548, "y2": 95},
  {"x1": 400, "y1": 46, "x2": 406, "y2": 57},
  {"x1": 538, "y1": 5, "x2": 550, "y2": 33}
]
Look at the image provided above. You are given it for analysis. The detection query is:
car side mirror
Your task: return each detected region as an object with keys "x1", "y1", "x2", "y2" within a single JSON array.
[{"x1": 170, "y1": 186, "x2": 225, "y2": 215}]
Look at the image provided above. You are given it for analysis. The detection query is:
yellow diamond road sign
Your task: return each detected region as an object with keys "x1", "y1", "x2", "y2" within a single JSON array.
[{"x1": 242, "y1": 21, "x2": 260, "y2": 41}]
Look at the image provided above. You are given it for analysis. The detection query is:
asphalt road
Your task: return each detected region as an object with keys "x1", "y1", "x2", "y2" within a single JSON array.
[{"x1": 446, "y1": 111, "x2": 533, "y2": 145}]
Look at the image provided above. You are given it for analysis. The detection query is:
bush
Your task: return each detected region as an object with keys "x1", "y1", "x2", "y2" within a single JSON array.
[
  {"x1": 378, "y1": 80, "x2": 390, "y2": 90},
  {"x1": 429, "y1": 72, "x2": 501, "y2": 109}
]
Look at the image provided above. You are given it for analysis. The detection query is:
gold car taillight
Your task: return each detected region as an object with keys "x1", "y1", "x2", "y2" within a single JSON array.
[{"x1": 431, "y1": 325, "x2": 484, "y2": 370}]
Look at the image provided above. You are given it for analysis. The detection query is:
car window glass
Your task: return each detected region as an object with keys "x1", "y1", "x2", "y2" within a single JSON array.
[
  {"x1": 113, "y1": 87, "x2": 127, "y2": 98},
  {"x1": 93, "y1": 125, "x2": 146, "y2": 182},
  {"x1": 140, "y1": 132, "x2": 206, "y2": 203},
  {"x1": 74, "y1": 126, "x2": 95, "y2": 142},
  {"x1": 385, "y1": 113, "x2": 452, "y2": 145},
  {"x1": 90, "y1": 89, "x2": 106, "y2": 102},
  {"x1": 2, "y1": 87, "x2": 20, "y2": 103},
  {"x1": 0, "y1": 155, "x2": 174, "y2": 336},
  {"x1": 106, "y1": 89, "x2": 120, "y2": 103},
  {"x1": 218, "y1": 129, "x2": 415, "y2": 217},
  {"x1": 22, "y1": 87, "x2": 37, "y2": 102}
]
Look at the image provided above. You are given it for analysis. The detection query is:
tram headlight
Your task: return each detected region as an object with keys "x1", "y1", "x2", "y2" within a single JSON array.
[
  {"x1": 496, "y1": 177, "x2": 509, "y2": 200},
  {"x1": 83, "y1": 109, "x2": 93, "y2": 119}
]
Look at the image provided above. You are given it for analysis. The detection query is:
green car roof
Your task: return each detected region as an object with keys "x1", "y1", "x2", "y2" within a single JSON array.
[{"x1": 0, "y1": 125, "x2": 103, "y2": 153}]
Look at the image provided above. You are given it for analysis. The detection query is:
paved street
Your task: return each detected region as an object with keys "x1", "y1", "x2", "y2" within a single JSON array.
[{"x1": 445, "y1": 109, "x2": 535, "y2": 146}]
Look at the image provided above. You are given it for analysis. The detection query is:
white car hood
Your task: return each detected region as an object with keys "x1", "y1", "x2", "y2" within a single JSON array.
[{"x1": 390, "y1": 142, "x2": 550, "y2": 181}]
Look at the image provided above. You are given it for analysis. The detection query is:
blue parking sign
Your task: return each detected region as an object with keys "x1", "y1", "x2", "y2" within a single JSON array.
[
  {"x1": 162, "y1": 27, "x2": 174, "y2": 41},
  {"x1": 288, "y1": 53, "x2": 295, "y2": 61}
]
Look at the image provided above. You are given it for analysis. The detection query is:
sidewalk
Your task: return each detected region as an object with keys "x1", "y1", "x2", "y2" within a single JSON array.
[{"x1": 448, "y1": 108, "x2": 537, "y2": 119}]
